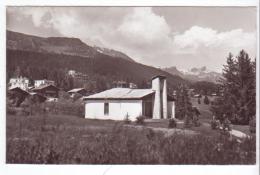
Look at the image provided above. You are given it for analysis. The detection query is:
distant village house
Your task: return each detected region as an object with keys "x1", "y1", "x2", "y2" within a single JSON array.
[
  {"x1": 67, "y1": 88, "x2": 87, "y2": 97},
  {"x1": 34, "y1": 79, "x2": 55, "y2": 88},
  {"x1": 113, "y1": 81, "x2": 138, "y2": 89},
  {"x1": 8, "y1": 76, "x2": 60, "y2": 105},
  {"x1": 9, "y1": 76, "x2": 30, "y2": 91},
  {"x1": 68, "y1": 70, "x2": 76, "y2": 77},
  {"x1": 129, "y1": 82, "x2": 138, "y2": 89},
  {"x1": 32, "y1": 84, "x2": 59, "y2": 102},
  {"x1": 68, "y1": 70, "x2": 88, "y2": 80}
]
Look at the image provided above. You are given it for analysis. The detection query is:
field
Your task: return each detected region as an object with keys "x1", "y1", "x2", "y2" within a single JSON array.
[{"x1": 6, "y1": 112, "x2": 256, "y2": 164}]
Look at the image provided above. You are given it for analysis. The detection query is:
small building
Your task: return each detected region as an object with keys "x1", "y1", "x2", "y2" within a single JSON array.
[
  {"x1": 32, "y1": 84, "x2": 59, "y2": 101},
  {"x1": 9, "y1": 76, "x2": 30, "y2": 91},
  {"x1": 211, "y1": 93, "x2": 218, "y2": 96},
  {"x1": 68, "y1": 70, "x2": 76, "y2": 77},
  {"x1": 113, "y1": 81, "x2": 138, "y2": 89},
  {"x1": 84, "y1": 75, "x2": 175, "y2": 121},
  {"x1": 112, "y1": 81, "x2": 128, "y2": 88},
  {"x1": 34, "y1": 79, "x2": 55, "y2": 88},
  {"x1": 67, "y1": 88, "x2": 87, "y2": 97},
  {"x1": 68, "y1": 70, "x2": 88, "y2": 80},
  {"x1": 129, "y1": 82, "x2": 138, "y2": 89}
]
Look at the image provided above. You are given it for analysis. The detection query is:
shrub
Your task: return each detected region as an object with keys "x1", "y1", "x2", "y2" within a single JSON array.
[
  {"x1": 135, "y1": 115, "x2": 145, "y2": 125},
  {"x1": 223, "y1": 118, "x2": 232, "y2": 131},
  {"x1": 211, "y1": 119, "x2": 218, "y2": 130},
  {"x1": 204, "y1": 95, "x2": 210, "y2": 105},
  {"x1": 184, "y1": 115, "x2": 192, "y2": 128},
  {"x1": 192, "y1": 116, "x2": 201, "y2": 127},
  {"x1": 168, "y1": 118, "x2": 177, "y2": 128},
  {"x1": 198, "y1": 98, "x2": 201, "y2": 104}
]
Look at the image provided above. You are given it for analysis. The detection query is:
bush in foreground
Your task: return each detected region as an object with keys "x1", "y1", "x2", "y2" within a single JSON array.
[
  {"x1": 211, "y1": 119, "x2": 218, "y2": 130},
  {"x1": 168, "y1": 118, "x2": 177, "y2": 128},
  {"x1": 135, "y1": 115, "x2": 145, "y2": 125}
]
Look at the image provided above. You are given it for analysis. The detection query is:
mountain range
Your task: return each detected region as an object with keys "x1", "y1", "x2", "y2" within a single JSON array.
[
  {"x1": 164, "y1": 66, "x2": 222, "y2": 83},
  {"x1": 7, "y1": 30, "x2": 134, "y2": 62},
  {"x1": 6, "y1": 30, "x2": 188, "y2": 91}
]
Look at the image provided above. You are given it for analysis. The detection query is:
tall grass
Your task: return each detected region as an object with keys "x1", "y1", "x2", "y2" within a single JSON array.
[
  {"x1": 6, "y1": 114, "x2": 255, "y2": 164},
  {"x1": 45, "y1": 100, "x2": 85, "y2": 117}
]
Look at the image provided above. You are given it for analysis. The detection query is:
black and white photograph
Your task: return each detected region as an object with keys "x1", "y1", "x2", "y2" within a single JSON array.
[{"x1": 1, "y1": 0, "x2": 259, "y2": 174}]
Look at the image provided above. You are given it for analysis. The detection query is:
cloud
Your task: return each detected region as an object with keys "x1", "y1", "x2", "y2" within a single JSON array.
[
  {"x1": 24, "y1": 8, "x2": 51, "y2": 27},
  {"x1": 111, "y1": 7, "x2": 175, "y2": 64},
  {"x1": 117, "y1": 7, "x2": 171, "y2": 44},
  {"x1": 7, "y1": 7, "x2": 130, "y2": 45},
  {"x1": 171, "y1": 26, "x2": 256, "y2": 71},
  {"x1": 173, "y1": 26, "x2": 256, "y2": 55},
  {"x1": 6, "y1": 7, "x2": 257, "y2": 71},
  {"x1": 8, "y1": 7, "x2": 53, "y2": 28}
]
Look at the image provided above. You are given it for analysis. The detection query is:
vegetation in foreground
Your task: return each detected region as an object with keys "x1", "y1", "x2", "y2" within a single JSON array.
[{"x1": 6, "y1": 114, "x2": 255, "y2": 164}]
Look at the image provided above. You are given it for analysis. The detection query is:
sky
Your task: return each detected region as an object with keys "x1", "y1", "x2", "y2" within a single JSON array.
[{"x1": 6, "y1": 6, "x2": 257, "y2": 72}]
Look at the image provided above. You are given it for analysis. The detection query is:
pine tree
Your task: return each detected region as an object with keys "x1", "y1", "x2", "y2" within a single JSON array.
[
  {"x1": 212, "y1": 50, "x2": 256, "y2": 124},
  {"x1": 175, "y1": 84, "x2": 193, "y2": 127},
  {"x1": 204, "y1": 95, "x2": 209, "y2": 105},
  {"x1": 198, "y1": 98, "x2": 201, "y2": 104}
]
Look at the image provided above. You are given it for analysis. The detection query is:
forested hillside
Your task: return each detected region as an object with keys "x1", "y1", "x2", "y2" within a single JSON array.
[{"x1": 7, "y1": 49, "x2": 188, "y2": 93}]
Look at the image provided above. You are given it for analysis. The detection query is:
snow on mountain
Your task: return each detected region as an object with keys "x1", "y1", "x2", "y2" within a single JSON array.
[
  {"x1": 164, "y1": 66, "x2": 222, "y2": 83},
  {"x1": 93, "y1": 46, "x2": 134, "y2": 62}
]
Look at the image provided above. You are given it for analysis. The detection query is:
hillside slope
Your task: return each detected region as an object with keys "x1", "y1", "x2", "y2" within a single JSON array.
[
  {"x1": 7, "y1": 49, "x2": 188, "y2": 92},
  {"x1": 7, "y1": 30, "x2": 134, "y2": 62}
]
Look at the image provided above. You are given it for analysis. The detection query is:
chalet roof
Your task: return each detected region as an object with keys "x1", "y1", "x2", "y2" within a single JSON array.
[
  {"x1": 35, "y1": 79, "x2": 54, "y2": 82},
  {"x1": 83, "y1": 88, "x2": 155, "y2": 100},
  {"x1": 8, "y1": 87, "x2": 29, "y2": 95},
  {"x1": 29, "y1": 92, "x2": 47, "y2": 100},
  {"x1": 68, "y1": 88, "x2": 85, "y2": 93},
  {"x1": 32, "y1": 84, "x2": 59, "y2": 91}
]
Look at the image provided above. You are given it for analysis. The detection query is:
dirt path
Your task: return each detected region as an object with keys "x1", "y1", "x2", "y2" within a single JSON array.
[
  {"x1": 230, "y1": 130, "x2": 248, "y2": 138},
  {"x1": 202, "y1": 123, "x2": 248, "y2": 138},
  {"x1": 125, "y1": 125, "x2": 197, "y2": 137}
]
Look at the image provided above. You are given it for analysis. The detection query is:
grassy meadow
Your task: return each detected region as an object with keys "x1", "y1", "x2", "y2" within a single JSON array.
[{"x1": 6, "y1": 113, "x2": 256, "y2": 164}]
